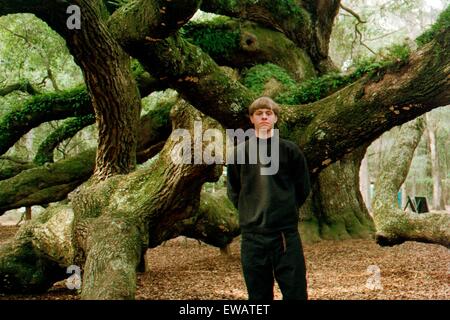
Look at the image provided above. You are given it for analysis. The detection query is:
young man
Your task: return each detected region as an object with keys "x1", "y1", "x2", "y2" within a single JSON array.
[{"x1": 227, "y1": 96, "x2": 311, "y2": 300}]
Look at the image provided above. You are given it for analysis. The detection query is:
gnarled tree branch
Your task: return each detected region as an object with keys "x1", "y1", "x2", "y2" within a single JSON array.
[
  {"x1": 0, "y1": 81, "x2": 39, "y2": 96},
  {"x1": 200, "y1": 0, "x2": 341, "y2": 72}
]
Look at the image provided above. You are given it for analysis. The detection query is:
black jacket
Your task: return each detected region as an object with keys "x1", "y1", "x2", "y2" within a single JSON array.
[{"x1": 227, "y1": 134, "x2": 311, "y2": 233}]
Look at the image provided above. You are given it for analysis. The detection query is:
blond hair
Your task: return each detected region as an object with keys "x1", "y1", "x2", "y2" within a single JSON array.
[{"x1": 248, "y1": 97, "x2": 280, "y2": 117}]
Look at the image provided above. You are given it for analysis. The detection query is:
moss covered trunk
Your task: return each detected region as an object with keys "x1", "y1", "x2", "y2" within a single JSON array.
[
  {"x1": 0, "y1": 98, "x2": 175, "y2": 214},
  {"x1": 0, "y1": 101, "x2": 239, "y2": 298},
  {"x1": 300, "y1": 146, "x2": 374, "y2": 242},
  {"x1": 70, "y1": 101, "x2": 230, "y2": 299},
  {"x1": 372, "y1": 117, "x2": 450, "y2": 248},
  {"x1": 1, "y1": 0, "x2": 449, "y2": 300},
  {"x1": 62, "y1": 1, "x2": 142, "y2": 178},
  {"x1": 172, "y1": 190, "x2": 240, "y2": 249}
]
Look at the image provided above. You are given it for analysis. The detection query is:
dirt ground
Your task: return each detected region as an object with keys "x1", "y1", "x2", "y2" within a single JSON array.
[{"x1": 0, "y1": 225, "x2": 448, "y2": 300}]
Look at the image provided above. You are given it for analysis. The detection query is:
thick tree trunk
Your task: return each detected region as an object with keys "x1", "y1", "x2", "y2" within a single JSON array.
[
  {"x1": 172, "y1": 190, "x2": 239, "y2": 249},
  {"x1": 0, "y1": 100, "x2": 239, "y2": 298},
  {"x1": 316, "y1": 147, "x2": 374, "y2": 239},
  {"x1": 64, "y1": 1, "x2": 142, "y2": 178},
  {"x1": 300, "y1": 146, "x2": 375, "y2": 242},
  {"x1": 76, "y1": 101, "x2": 235, "y2": 298},
  {"x1": 0, "y1": 207, "x2": 71, "y2": 293},
  {"x1": 372, "y1": 117, "x2": 450, "y2": 248}
]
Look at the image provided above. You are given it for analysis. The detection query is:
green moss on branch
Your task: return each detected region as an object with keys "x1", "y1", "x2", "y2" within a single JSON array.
[
  {"x1": 0, "y1": 149, "x2": 96, "y2": 212},
  {"x1": 34, "y1": 115, "x2": 95, "y2": 165},
  {"x1": 416, "y1": 5, "x2": 450, "y2": 47},
  {"x1": 241, "y1": 63, "x2": 297, "y2": 95},
  {"x1": 0, "y1": 87, "x2": 92, "y2": 156},
  {"x1": 182, "y1": 17, "x2": 240, "y2": 59}
]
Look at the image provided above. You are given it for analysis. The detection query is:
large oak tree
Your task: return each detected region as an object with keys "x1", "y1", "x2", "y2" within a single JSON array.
[{"x1": 0, "y1": 0, "x2": 448, "y2": 299}]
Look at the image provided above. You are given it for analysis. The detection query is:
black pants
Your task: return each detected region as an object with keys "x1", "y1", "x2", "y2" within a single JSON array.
[{"x1": 240, "y1": 229, "x2": 307, "y2": 300}]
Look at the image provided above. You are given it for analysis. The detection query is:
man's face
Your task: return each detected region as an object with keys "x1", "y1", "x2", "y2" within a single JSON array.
[{"x1": 250, "y1": 108, "x2": 278, "y2": 132}]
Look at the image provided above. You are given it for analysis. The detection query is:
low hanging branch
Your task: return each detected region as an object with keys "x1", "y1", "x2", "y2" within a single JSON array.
[
  {"x1": 0, "y1": 98, "x2": 175, "y2": 212},
  {"x1": 130, "y1": 26, "x2": 450, "y2": 174},
  {"x1": 0, "y1": 70, "x2": 164, "y2": 158},
  {"x1": 372, "y1": 117, "x2": 450, "y2": 248},
  {"x1": 0, "y1": 149, "x2": 96, "y2": 213}
]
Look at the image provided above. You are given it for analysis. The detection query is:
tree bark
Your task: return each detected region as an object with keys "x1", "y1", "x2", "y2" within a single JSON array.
[
  {"x1": 71, "y1": 100, "x2": 227, "y2": 299},
  {"x1": 107, "y1": 0, "x2": 201, "y2": 45},
  {"x1": 63, "y1": 1, "x2": 141, "y2": 178},
  {"x1": 372, "y1": 117, "x2": 450, "y2": 248},
  {"x1": 172, "y1": 191, "x2": 239, "y2": 249},
  {"x1": 300, "y1": 146, "x2": 375, "y2": 242},
  {"x1": 131, "y1": 27, "x2": 450, "y2": 173},
  {"x1": 0, "y1": 100, "x2": 237, "y2": 298},
  {"x1": 0, "y1": 149, "x2": 96, "y2": 213},
  {"x1": 200, "y1": 0, "x2": 340, "y2": 73},
  {"x1": 425, "y1": 114, "x2": 445, "y2": 210},
  {"x1": 183, "y1": 19, "x2": 316, "y2": 81}
]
